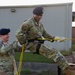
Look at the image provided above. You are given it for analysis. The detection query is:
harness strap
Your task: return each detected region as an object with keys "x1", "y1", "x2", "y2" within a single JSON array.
[
  {"x1": 28, "y1": 39, "x2": 44, "y2": 54},
  {"x1": 34, "y1": 42, "x2": 41, "y2": 54}
]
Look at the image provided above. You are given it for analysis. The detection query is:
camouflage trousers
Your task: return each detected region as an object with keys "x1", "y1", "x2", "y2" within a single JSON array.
[
  {"x1": 0, "y1": 57, "x2": 14, "y2": 75},
  {"x1": 37, "y1": 44, "x2": 69, "y2": 70}
]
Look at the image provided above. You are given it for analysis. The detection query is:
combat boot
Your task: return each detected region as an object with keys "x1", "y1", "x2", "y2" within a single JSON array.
[{"x1": 63, "y1": 63, "x2": 75, "y2": 75}]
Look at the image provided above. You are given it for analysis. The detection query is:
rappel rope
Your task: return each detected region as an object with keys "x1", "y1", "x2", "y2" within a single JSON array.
[
  {"x1": 17, "y1": 44, "x2": 25, "y2": 75},
  {"x1": 38, "y1": 38, "x2": 75, "y2": 42}
]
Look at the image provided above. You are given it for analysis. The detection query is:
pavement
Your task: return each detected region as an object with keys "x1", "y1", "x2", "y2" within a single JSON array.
[{"x1": 65, "y1": 51, "x2": 75, "y2": 63}]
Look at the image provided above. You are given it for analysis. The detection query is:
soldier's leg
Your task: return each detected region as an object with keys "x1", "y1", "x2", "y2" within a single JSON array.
[
  {"x1": 39, "y1": 44, "x2": 75, "y2": 75},
  {"x1": 39, "y1": 44, "x2": 69, "y2": 70}
]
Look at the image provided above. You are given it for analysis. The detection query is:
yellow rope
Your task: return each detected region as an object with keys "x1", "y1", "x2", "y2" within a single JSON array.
[
  {"x1": 38, "y1": 38, "x2": 75, "y2": 41},
  {"x1": 17, "y1": 44, "x2": 25, "y2": 75}
]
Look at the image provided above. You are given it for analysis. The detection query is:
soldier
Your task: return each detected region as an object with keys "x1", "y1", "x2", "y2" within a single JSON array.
[
  {"x1": 15, "y1": 6, "x2": 75, "y2": 75},
  {"x1": 0, "y1": 28, "x2": 21, "y2": 75}
]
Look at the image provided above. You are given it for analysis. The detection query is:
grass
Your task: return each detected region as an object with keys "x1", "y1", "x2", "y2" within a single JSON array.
[
  {"x1": 60, "y1": 50, "x2": 72, "y2": 56},
  {"x1": 21, "y1": 68, "x2": 31, "y2": 74},
  {"x1": 38, "y1": 71, "x2": 56, "y2": 75},
  {"x1": 21, "y1": 70, "x2": 56, "y2": 75},
  {"x1": 61, "y1": 43, "x2": 75, "y2": 55},
  {"x1": 15, "y1": 52, "x2": 54, "y2": 63},
  {"x1": 71, "y1": 43, "x2": 75, "y2": 51}
]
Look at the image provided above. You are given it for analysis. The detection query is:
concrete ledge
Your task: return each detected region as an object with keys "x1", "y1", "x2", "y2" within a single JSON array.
[{"x1": 17, "y1": 62, "x2": 58, "y2": 75}]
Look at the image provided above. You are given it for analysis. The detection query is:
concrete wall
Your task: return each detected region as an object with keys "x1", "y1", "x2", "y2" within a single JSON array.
[{"x1": 0, "y1": 3, "x2": 72, "y2": 50}]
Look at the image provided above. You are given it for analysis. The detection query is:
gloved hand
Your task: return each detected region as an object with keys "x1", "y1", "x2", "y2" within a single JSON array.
[
  {"x1": 38, "y1": 36, "x2": 46, "y2": 41},
  {"x1": 41, "y1": 36, "x2": 46, "y2": 40},
  {"x1": 54, "y1": 36, "x2": 66, "y2": 42},
  {"x1": 12, "y1": 41, "x2": 18, "y2": 49}
]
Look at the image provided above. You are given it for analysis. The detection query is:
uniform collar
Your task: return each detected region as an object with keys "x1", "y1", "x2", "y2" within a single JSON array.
[
  {"x1": 32, "y1": 18, "x2": 40, "y2": 26},
  {"x1": 0, "y1": 40, "x2": 8, "y2": 45}
]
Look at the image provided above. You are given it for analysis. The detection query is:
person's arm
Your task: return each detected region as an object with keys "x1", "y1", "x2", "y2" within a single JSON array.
[
  {"x1": 15, "y1": 22, "x2": 29, "y2": 45},
  {"x1": 12, "y1": 41, "x2": 22, "y2": 52}
]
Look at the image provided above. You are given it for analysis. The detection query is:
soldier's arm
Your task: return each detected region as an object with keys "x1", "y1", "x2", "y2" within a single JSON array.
[
  {"x1": 15, "y1": 22, "x2": 29, "y2": 45},
  {"x1": 42, "y1": 25, "x2": 55, "y2": 42},
  {"x1": 12, "y1": 41, "x2": 22, "y2": 52},
  {"x1": 0, "y1": 41, "x2": 22, "y2": 54},
  {"x1": 14, "y1": 46, "x2": 22, "y2": 52}
]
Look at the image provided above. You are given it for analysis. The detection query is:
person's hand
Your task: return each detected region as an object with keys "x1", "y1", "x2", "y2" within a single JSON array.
[
  {"x1": 54, "y1": 36, "x2": 66, "y2": 42},
  {"x1": 41, "y1": 36, "x2": 46, "y2": 40},
  {"x1": 12, "y1": 41, "x2": 18, "y2": 49},
  {"x1": 38, "y1": 37, "x2": 46, "y2": 41}
]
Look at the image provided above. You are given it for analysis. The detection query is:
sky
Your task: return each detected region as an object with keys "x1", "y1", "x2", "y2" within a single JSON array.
[{"x1": 0, "y1": 0, "x2": 75, "y2": 11}]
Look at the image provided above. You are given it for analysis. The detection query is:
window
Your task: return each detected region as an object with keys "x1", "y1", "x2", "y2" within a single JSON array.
[{"x1": 72, "y1": 12, "x2": 75, "y2": 22}]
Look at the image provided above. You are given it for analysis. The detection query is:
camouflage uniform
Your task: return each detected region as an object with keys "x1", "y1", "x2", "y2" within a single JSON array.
[
  {"x1": 0, "y1": 40, "x2": 21, "y2": 75},
  {"x1": 16, "y1": 17, "x2": 69, "y2": 70}
]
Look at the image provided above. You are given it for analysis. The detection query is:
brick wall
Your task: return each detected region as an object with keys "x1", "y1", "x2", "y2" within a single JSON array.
[{"x1": 72, "y1": 27, "x2": 75, "y2": 43}]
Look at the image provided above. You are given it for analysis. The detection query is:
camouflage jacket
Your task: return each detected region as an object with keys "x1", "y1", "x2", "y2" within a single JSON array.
[
  {"x1": 0, "y1": 40, "x2": 21, "y2": 73},
  {"x1": 16, "y1": 17, "x2": 54, "y2": 45},
  {"x1": 0, "y1": 41, "x2": 14, "y2": 57}
]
